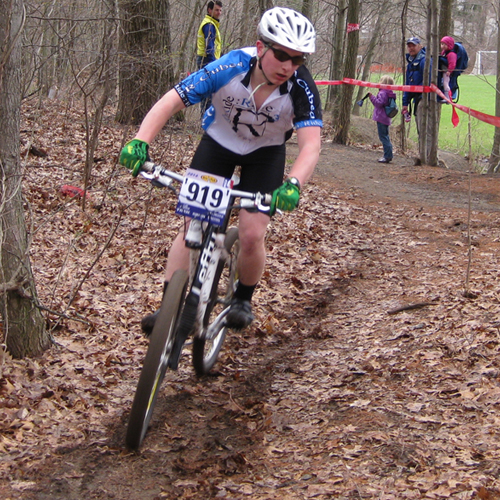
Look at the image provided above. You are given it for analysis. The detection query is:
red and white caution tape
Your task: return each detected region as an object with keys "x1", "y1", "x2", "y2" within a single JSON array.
[
  {"x1": 315, "y1": 78, "x2": 500, "y2": 128},
  {"x1": 430, "y1": 83, "x2": 500, "y2": 127},
  {"x1": 314, "y1": 78, "x2": 431, "y2": 94}
]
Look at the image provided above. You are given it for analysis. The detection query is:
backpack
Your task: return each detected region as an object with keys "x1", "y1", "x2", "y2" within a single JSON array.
[
  {"x1": 452, "y1": 42, "x2": 469, "y2": 74},
  {"x1": 448, "y1": 42, "x2": 469, "y2": 102},
  {"x1": 385, "y1": 97, "x2": 398, "y2": 118}
]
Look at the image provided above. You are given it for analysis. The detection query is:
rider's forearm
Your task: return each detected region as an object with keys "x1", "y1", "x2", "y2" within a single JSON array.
[
  {"x1": 289, "y1": 127, "x2": 321, "y2": 186},
  {"x1": 135, "y1": 89, "x2": 186, "y2": 144}
]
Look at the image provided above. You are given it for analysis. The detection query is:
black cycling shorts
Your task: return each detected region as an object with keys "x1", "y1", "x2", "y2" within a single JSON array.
[{"x1": 190, "y1": 133, "x2": 286, "y2": 194}]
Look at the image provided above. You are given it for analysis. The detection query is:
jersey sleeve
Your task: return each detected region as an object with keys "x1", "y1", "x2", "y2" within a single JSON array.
[
  {"x1": 290, "y1": 66, "x2": 323, "y2": 129},
  {"x1": 174, "y1": 50, "x2": 252, "y2": 107}
]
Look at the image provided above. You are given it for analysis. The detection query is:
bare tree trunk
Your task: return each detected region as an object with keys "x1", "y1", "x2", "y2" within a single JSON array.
[
  {"x1": 177, "y1": 0, "x2": 204, "y2": 77},
  {"x1": 258, "y1": 0, "x2": 273, "y2": 16},
  {"x1": 438, "y1": 0, "x2": 453, "y2": 38},
  {"x1": 237, "y1": 0, "x2": 261, "y2": 48},
  {"x1": 427, "y1": 0, "x2": 440, "y2": 166},
  {"x1": 302, "y1": 0, "x2": 312, "y2": 19},
  {"x1": 400, "y1": 0, "x2": 409, "y2": 153},
  {"x1": 419, "y1": 0, "x2": 431, "y2": 164},
  {"x1": 116, "y1": 0, "x2": 175, "y2": 125},
  {"x1": 333, "y1": 0, "x2": 360, "y2": 144},
  {"x1": 488, "y1": 1, "x2": 500, "y2": 173},
  {"x1": 82, "y1": 0, "x2": 117, "y2": 210},
  {"x1": 0, "y1": 0, "x2": 50, "y2": 358}
]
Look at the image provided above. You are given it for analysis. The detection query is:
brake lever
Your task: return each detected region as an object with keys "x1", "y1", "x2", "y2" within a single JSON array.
[{"x1": 140, "y1": 171, "x2": 176, "y2": 192}]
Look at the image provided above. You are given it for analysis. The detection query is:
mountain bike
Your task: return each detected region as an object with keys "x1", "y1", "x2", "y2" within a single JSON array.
[{"x1": 125, "y1": 161, "x2": 271, "y2": 450}]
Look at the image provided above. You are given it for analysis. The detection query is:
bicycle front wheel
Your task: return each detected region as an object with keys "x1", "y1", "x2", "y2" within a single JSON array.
[
  {"x1": 192, "y1": 227, "x2": 239, "y2": 377},
  {"x1": 126, "y1": 269, "x2": 188, "y2": 450}
]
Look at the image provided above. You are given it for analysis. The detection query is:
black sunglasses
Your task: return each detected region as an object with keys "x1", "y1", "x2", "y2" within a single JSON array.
[{"x1": 264, "y1": 43, "x2": 306, "y2": 66}]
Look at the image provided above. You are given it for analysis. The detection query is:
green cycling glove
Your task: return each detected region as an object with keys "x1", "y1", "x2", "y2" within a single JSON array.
[
  {"x1": 271, "y1": 178, "x2": 301, "y2": 216},
  {"x1": 119, "y1": 139, "x2": 150, "y2": 177}
]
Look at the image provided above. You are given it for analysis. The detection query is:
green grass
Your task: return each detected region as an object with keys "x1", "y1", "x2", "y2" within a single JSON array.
[
  {"x1": 320, "y1": 72, "x2": 498, "y2": 164},
  {"x1": 398, "y1": 73, "x2": 497, "y2": 160},
  {"x1": 437, "y1": 74, "x2": 497, "y2": 159},
  {"x1": 349, "y1": 73, "x2": 497, "y2": 163}
]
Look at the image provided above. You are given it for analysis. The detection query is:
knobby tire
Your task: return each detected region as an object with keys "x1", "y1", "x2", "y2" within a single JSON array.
[
  {"x1": 125, "y1": 269, "x2": 188, "y2": 450},
  {"x1": 192, "y1": 227, "x2": 239, "y2": 376}
]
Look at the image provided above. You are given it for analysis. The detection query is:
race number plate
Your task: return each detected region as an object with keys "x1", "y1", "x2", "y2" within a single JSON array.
[{"x1": 175, "y1": 168, "x2": 233, "y2": 226}]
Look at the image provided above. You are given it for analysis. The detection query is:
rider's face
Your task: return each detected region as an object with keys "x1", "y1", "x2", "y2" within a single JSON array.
[{"x1": 257, "y1": 40, "x2": 304, "y2": 85}]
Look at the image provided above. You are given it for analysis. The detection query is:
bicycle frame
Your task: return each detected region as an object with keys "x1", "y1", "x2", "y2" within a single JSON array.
[
  {"x1": 126, "y1": 162, "x2": 272, "y2": 449},
  {"x1": 140, "y1": 162, "x2": 271, "y2": 363}
]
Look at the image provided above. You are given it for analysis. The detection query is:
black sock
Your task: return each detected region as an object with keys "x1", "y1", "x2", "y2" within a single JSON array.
[{"x1": 233, "y1": 282, "x2": 256, "y2": 302}]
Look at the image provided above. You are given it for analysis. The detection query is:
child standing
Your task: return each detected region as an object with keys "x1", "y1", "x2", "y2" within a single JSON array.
[
  {"x1": 368, "y1": 75, "x2": 397, "y2": 164},
  {"x1": 440, "y1": 36, "x2": 457, "y2": 96}
]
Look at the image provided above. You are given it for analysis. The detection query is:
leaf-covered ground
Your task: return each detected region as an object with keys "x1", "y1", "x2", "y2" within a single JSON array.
[{"x1": 2, "y1": 101, "x2": 500, "y2": 499}]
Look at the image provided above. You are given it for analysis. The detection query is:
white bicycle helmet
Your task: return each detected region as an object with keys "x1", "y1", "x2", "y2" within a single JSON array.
[{"x1": 258, "y1": 7, "x2": 316, "y2": 54}]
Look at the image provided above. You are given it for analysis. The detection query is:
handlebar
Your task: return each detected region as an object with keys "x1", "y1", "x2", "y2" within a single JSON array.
[
  {"x1": 140, "y1": 161, "x2": 183, "y2": 188},
  {"x1": 139, "y1": 161, "x2": 272, "y2": 213}
]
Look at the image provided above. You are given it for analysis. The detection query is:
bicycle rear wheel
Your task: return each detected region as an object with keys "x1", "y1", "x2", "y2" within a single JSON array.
[
  {"x1": 192, "y1": 227, "x2": 239, "y2": 377},
  {"x1": 126, "y1": 269, "x2": 188, "y2": 450}
]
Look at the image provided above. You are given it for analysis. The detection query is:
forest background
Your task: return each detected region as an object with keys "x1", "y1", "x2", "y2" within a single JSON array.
[
  {"x1": 1, "y1": 0, "x2": 500, "y2": 367},
  {"x1": 2, "y1": 1, "x2": 500, "y2": 497},
  {"x1": 14, "y1": 0, "x2": 500, "y2": 173}
]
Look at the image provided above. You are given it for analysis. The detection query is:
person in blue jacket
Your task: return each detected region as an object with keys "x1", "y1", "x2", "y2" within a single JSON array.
[
  {"x1": 368, "y1": 75, "x2": 397, "y2": 163},
  {"x1": 119, "y1": 7, "x2": 322, "y2": 334},
  {"x1": 401, "y1": 37, "x2": 428, "y2": 136}
]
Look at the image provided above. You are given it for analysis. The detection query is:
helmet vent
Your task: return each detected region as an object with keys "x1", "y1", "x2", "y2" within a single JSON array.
[{"x1": 257, "y1": 7, "x2": 316, "y2": 53}]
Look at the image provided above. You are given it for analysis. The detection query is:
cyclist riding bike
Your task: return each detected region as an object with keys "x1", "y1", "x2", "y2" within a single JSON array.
[{"x1": 120, "y1": 7, "x2": 323, "y2": 334}]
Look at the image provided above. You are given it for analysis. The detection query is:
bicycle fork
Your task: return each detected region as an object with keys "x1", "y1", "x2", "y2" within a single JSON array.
[{"x1": 168, "y1": 225, "x2": 225, "y2": 369}]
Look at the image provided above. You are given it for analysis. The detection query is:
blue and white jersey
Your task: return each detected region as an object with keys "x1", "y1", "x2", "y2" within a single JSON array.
[{"x1": 174, "y1": 48, "x2": 323, "y2": 155}]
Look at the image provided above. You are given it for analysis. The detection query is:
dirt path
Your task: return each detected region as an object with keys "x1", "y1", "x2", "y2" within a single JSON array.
[
  {"x1": 313, "y1": 142, "x2": 500, "y2": 213},
  {"x1": 3, "y1": 137, "x2": 500, "y2": 500}
]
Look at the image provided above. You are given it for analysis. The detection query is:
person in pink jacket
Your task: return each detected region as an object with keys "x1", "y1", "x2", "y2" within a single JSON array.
[
  {"x1": 440, "y1": 36, "x2": 457, "y2": 95},
  {"x1": 367, "y1": 75, "x2": 397, "y2": 164}
]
